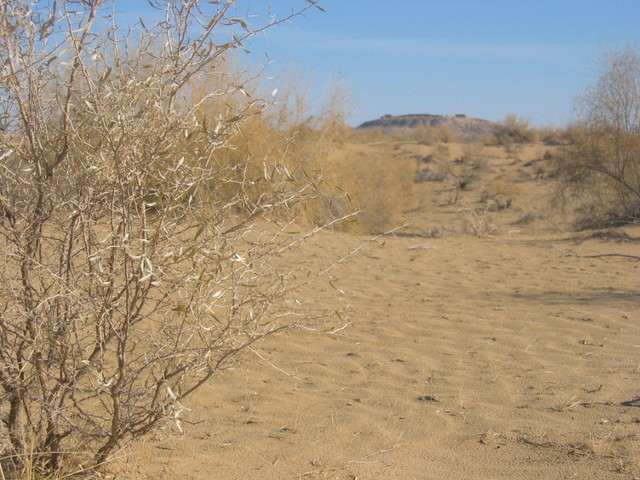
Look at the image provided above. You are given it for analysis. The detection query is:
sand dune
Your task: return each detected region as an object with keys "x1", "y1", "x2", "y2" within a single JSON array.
[{"x1": 126, "y1": 141, "x2": 640, "y2": 479}]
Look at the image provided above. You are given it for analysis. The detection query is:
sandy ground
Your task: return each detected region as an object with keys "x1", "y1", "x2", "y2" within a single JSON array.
[{"x1": 124, "y1": 140, "x2": 640, "y2": 479}]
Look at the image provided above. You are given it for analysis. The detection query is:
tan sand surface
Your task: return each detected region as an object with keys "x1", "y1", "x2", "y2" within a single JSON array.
[{"x1": 125, "y1": 141, "x2": 640, "y2": 479}]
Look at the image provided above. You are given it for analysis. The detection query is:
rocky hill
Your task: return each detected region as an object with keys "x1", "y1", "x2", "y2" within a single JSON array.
[{"x1": 358, "y1": 113, "x2": 496, "y2": 137}]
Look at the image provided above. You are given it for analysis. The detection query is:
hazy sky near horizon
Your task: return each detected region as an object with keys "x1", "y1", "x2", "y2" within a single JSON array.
[
  {"x1": 122, "y1": 1, "x2": 640, "y2": 127},
  {"x1": 244, "y1": 1, "x2": 640, "y2": 127}
]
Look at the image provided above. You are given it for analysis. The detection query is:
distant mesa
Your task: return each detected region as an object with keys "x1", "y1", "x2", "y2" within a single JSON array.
[{"x1": 357, "y1": 113, "x2": 496, "y2": 137}]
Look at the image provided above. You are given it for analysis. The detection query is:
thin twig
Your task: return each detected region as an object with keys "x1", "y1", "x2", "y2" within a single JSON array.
[
  {"x1": 581, "y1": 253, "x2": 640, "y2": 261},
  {"x1": 248, "y1": 347, "x2": 301, "y2": 380}
]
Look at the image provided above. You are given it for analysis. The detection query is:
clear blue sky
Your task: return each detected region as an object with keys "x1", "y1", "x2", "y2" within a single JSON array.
[
  {"x1": 245, "y1": 1, "x2": 640, "y2": 127},
  {"x1": 121, "y1": 1, "x2": 640, "y2": 127}
]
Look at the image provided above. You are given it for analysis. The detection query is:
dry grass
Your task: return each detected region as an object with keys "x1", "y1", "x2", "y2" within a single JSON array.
[
  {"x1": 459, "y1": 206, "x2": 498, "y2": 238},
  {"x1": 302, "y1": 142, "x2": 418, "y2": 234}
]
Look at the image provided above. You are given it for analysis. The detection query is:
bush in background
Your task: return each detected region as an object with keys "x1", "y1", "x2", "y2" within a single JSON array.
[
  {"x1": 304, "y1": 146, "x2": 417, "y2": 234},
  {"x1": 492, "y1": 114, "x2": 538, "y2": 145},
  {"x1": 555, "y1": 45, "x2": 640, "y2": 226}
]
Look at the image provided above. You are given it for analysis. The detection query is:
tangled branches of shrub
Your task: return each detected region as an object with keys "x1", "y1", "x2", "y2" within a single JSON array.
[
  {"x1": 556, "y1": 46, "x2": 640, "y2": 226},
  {"x1": 0, "y1": 0, "x2": 342, "y2": 476}
]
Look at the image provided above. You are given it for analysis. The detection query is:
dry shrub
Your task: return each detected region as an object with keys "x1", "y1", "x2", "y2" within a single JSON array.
[
  {"x1": 414, "y1": 124, "x2": 458, "y2": 145},
  {"x1": 561, "y1": 123, "x2": 640, "y2": 225},
  {"x1": 0, "y1": 1, "x2": 348, "y2": 477},
  {"x1": 555, "y1": 46, "x2": 640, "y2": 227},
  {"x1": 180, "y1": 50, "x2": 409, "y2": 237},
  {"x1": 492, "y1": 114, "x2": 538, "y2": 145},
  {"x1": 449, "y1": 164, "x2": 478, "y2": 191},
  {"x1": 491, "y1": 114, "x2": 538, "y2": 162},
  {"x1": 413, "y1": 144, "x2": 453, "y2": 184},
  {"x1": 460, "y1": 207, "x2": 498, "y2": 238},
  {"x1": 304, "y1": 146, "x2": 417, "y2": 234},
  {"x1": 349, "y1": 157, "x2": 415, "y2": 233},
  {"x1": 178, "y1": 55, "x2": 359, "y2": 229},
  {"x1": 538, "y1": 126, "x2": 569, "y2": 146},
  {"x1": 456, "y1": 142, "x2": 487, "y2": 165}
]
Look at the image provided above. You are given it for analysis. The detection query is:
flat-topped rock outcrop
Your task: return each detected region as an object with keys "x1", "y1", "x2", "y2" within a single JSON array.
[{"x1": 358, "y1": 113, "x2": 496, "y2": 136}]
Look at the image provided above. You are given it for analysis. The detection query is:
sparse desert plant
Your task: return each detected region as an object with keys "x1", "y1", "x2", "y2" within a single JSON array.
[
  {"x1": 448, "y1": 164, "x2": 477, "y2": 191},
  {"x1": 0, "y1": 0, "x2": 343, "y2": 477},
  {"x1": 492, "y1": 114, "x2": 537, "y2": 160},
  {"x1": 459, "y1": 206, "x2": 498, "y2": 238},
  {"x1": 458, "y1": 143, "x2": 489, "y2": 171},
  {"x1": 479, "y1": 192, "x2": 513, "y2": 212},
  {"x1": 538, "y1": 126, "x2": 569, "y2": 146},
  {"x1": 315, "y1": 75, "x2": 353, "y2": 144},
  {"x1": 303, "y1": 145, "x2": 417, "y2": 234},
  {"x1": 493, "y1": 114, "x2": 538, "y2": 145},
  {"x1": 350, "y1": 158, "x2": 414, "y2": 233},
  {"x1": 414, "y1": 124, "x2": 457, "y2": 145},
  {"x1": 556, "y1": 45, "x2": 640, "y2": 226},
  {"x1": 267, "y1": 64, "x2": 315, "y2": 130}
]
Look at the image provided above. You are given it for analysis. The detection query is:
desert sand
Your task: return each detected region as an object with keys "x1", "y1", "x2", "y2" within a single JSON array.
[{"x1": 125, "y1": 139, "x2": 639, "y2": 479}]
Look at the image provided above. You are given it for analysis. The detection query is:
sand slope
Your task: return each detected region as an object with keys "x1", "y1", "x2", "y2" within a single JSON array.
[{"x1": 126, "y1": 141, "x2": 640, "y2": 479}]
